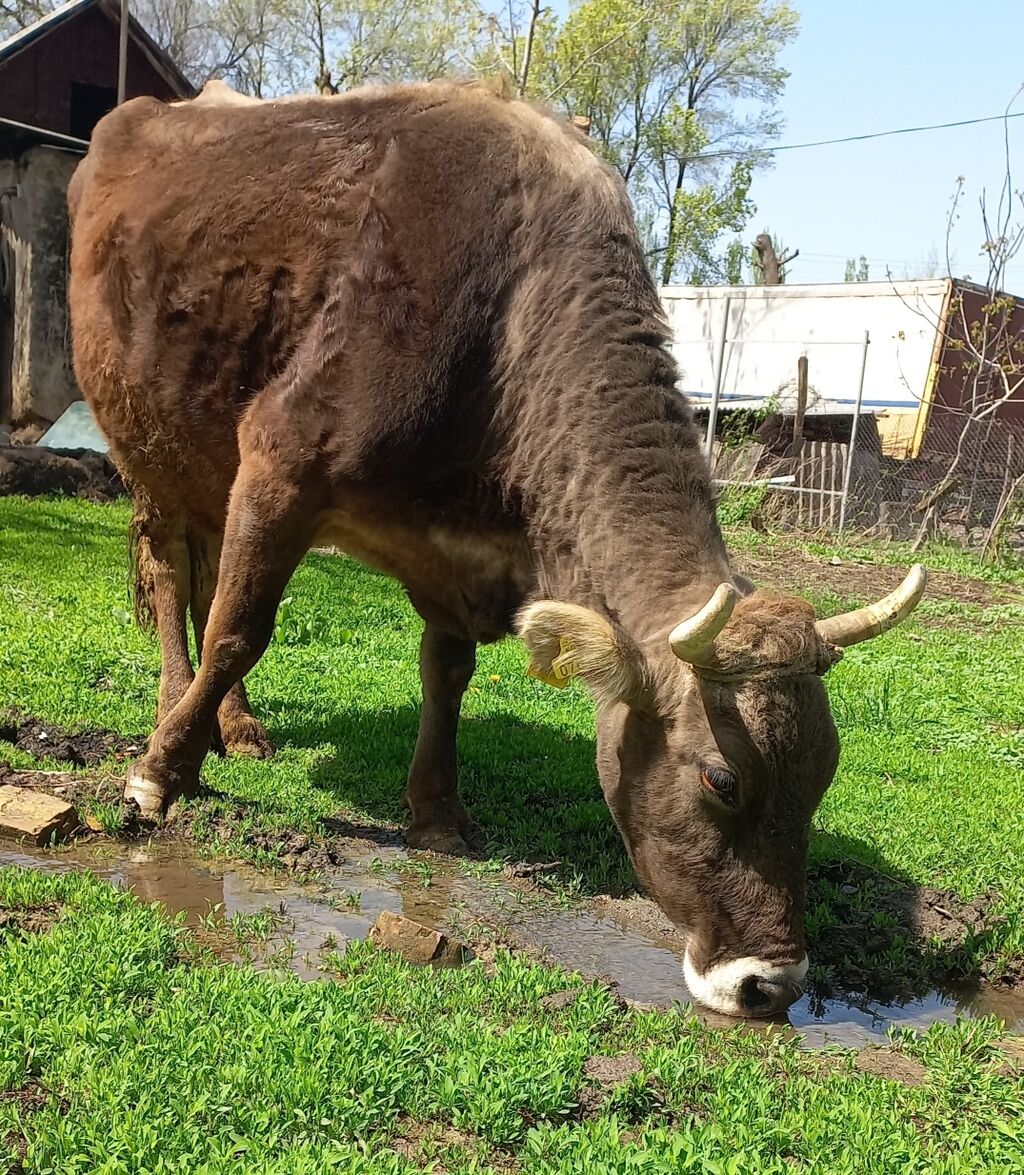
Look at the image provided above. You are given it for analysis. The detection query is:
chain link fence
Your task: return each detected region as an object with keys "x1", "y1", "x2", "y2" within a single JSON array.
[
  {"x1": 704, "y1": 381, "x2": 1024, "y2": 560},
  {"x1": 710, "y1": 408, "x2": 1024, "y2": 559}
]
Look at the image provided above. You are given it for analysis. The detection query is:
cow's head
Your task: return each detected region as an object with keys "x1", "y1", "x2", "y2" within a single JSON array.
[{"x1": 518, "y1": 566, "x2": 926, "y2": 1018}]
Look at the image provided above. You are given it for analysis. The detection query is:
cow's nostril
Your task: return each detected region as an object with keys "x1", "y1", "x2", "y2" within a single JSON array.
[{"x1": 739, "y1": 974, "x2": 772, "y2": 1011}]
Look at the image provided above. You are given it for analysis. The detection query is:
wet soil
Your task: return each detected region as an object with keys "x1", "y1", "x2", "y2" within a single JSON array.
[
  {"x1": 734, "y1": 545, "x2": 1023, "y2": 611},
  {"x1": 0, "y1": 446, "x2": 124, "y2": 502},
  {"x1": 0, "y1": 712, "x2": 144, "y2": 769},
  {"x1": 162, "y1": 800, "x2": 1024, "y2": 1021}
]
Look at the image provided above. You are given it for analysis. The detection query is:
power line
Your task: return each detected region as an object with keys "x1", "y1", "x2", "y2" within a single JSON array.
[{"x1": 692, "y1": 110, "x2": 1024, "y2": 162}]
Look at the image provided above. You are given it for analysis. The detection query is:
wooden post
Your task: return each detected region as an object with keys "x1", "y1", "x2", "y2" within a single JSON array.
[
  {"x1": 790, "y1": 355, "x2": 808, "y2": 455},
  {"x1": 117, "y1": 0, "x2": 129, "y2": 105},
  {"x1": 754, "y1": 234, "x2": 800, "y2": 286},
  {"x1": 570, "y1": 115, "x2": 591, "y2": 136}
]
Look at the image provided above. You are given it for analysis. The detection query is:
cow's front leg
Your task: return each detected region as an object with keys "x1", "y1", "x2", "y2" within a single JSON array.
[
  {"x1": 404, "y1": 624, "x2": 478, "y2": 855},
  {"x1": 124, "y1": 456, "x2": 315, "y2": 820}
]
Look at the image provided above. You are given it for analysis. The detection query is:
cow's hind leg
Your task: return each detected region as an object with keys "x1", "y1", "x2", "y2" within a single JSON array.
[
  {"x1": 132, "y1": 505, "x2": 194, "y2": 723},
  {"x1": 404, "y1": 624, "x2": 479, "y2": 855},
  {"x1": 125, "y1": 457, "x2": 317, "y2": 819},
  {"x1": 189, "y1": 528, "x2": 273, "y2": 759}
]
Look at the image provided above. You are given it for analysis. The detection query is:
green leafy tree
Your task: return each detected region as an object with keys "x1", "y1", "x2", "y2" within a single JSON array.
[
  {"x1": 523, "y1": 0, "x2": 797, "y2": 283},
  {"x1": 10, "y1": 0, "x2": 795, "y2": 283},
  {"x1": 844, "y1": 255, "x2": 869, "y2": 282}
]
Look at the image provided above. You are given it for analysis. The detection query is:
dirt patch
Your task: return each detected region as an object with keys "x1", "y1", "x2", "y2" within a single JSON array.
[
  {"x1": 539, "y1": 989, "x2": 580, "y2": 1013},
  {"x1": 995, "y1": 1036, "x2": 1024, "y2": 1077},
  {"x1": 0, "y1": 902, "x2": 62, "y2": 938},
  {"x1": 1, "y1": 1082, "x2": 69, "y2": 1175},
  {"x1": 997, "y1": 1036, "x2": 1024, "y2": 1064},
  {"x1": 578, "y1": 1054, "x2": 648, "y2": 1116},
  {"x1": 806, "y1": 860, "x2": 1019, "y2": 1003},
  {"x1": 391, "y1": 1118, "x2": 519, "y2": 1173},
  {"x1": 172, "y1": 804, "x2": 404, "y2": 872},
  {"x1": 0, "y1": 714, "x2": 146, "y2": 831},
  {"x1": 734, "y1": 547, "x2": 1022, "y2": 612},
  {"x1": 0, "y1": 446, "x2": 124, "y2": 502},
  {"x1": 0, "y1": 713, "x2": 144, "y2": 768},
  {"x1": 0, "y1": 709, "x2": 142, "y2": 775},
  {"x1": 0, "y1": 1084, "x2": 64, "y2": 1113},
  {"x1": 583, "y1": 1054, "x2": 644, "y2": 1087},
  {"x1": 853, "y1": 1047, "x2": 928, "y2": 1086}
]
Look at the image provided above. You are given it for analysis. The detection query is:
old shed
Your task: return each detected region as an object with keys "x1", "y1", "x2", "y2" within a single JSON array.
[{"x1": 0, "y1": 0, "x2": 193, "y2": 431}]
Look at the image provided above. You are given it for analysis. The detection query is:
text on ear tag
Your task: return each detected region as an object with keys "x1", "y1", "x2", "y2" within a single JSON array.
[
  {"x1": 551, "y1": 636, "x2": 580, "y2": 681},
  {"x1": 528, "y1": 636, "x2": 578, "y2": 688}
]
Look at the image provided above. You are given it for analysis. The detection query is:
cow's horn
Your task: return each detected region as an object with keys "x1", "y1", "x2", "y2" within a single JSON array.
[
  {"x1": 669, "y1": 583, "x2": 737, "y2": 663},
  {"x1": 815, "y1": 564, "x2": 928, "y2": 648}
]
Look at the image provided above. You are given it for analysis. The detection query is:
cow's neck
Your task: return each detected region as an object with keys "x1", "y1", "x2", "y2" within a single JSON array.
[{"x1": 518, "y1": 361, "x2": 733, "y2": 644}]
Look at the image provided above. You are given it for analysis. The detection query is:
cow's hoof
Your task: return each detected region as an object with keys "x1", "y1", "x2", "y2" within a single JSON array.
[
  {"x1": 405, "y1": 823, "x2": 473, "y2": 856},
  {"x1": 219, "y1": 713, "x2": 274, "y2": 760},
  {"x1": 124, "y1": 763, "x2": 174, "y2": 822}
]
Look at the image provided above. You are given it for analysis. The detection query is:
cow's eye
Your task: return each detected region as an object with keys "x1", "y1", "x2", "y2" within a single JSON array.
[{"x1": 701, "y1": 766, "x2": 737, "y2": 802}]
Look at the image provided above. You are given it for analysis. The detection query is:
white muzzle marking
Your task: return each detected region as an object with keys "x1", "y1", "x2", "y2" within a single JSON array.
[{"x1": 683, "y1": 951, "x2": 809, "y2": 1017}]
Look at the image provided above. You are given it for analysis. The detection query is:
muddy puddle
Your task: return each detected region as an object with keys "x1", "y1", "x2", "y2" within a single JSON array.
[{"x1": 3, "y1": 841, "x2": 1021, "y2": 1048}]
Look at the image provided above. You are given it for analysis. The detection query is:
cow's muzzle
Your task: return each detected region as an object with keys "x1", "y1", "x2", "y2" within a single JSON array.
[{"x1": 683, "y1": 952, "x2": 808, "y2": 1018}]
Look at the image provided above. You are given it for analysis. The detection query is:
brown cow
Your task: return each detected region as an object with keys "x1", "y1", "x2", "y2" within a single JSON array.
[{"x1": 68, "y1": 80, "x2": 926, "y2": 1017}]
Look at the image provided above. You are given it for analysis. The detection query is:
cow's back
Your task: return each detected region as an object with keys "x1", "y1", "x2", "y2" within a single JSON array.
[{"x1": 69, "y1": 80, "x2": 642, "y2": 524}]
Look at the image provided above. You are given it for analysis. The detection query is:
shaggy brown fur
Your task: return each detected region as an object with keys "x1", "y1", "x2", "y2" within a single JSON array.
[
  {"x1": 691, "y1": 594, "x2": 843, "y2": 679},
  {"x1": 69, "y1": 79, "x2": 848, "y2": 1012}
]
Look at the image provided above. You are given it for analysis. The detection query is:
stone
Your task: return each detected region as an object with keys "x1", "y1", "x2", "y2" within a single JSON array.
[
  {"x1": 0, "y1": 786, "x2": 79, "y2": 845},
  {"x1": 368, "y1": 911, "x2": 469, "y2": 967}
]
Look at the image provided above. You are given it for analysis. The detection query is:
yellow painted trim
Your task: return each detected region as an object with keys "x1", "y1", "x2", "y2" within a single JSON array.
[{"x1": 910, "y1": 278, "x2": 954, "y2": 459}]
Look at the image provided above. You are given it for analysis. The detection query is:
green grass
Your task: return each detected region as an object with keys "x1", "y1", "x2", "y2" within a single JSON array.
[
  {"x1": 2, "y1": 497, "x2": 1024, "y2": 983},
  {"x1": 2, "y1": 866, "x2": 1023, "y2": 1173}
]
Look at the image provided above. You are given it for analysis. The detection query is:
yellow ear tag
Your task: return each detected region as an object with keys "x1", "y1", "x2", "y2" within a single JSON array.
[{"x1": 528, "y1": 636, "x2": 579, "y2": 689}]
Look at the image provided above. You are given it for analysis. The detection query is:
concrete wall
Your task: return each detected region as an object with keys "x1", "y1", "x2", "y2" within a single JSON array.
[{"x1": 0, "y1": 145, "x2": 81, "y2": 426}]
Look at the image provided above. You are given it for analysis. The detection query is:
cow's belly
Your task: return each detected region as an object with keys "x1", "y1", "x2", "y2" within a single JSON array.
[{"x1": 313, "y1": 510, "x2": 535, "y2": 644}]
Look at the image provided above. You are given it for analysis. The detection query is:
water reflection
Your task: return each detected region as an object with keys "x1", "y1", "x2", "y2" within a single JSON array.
[{"x1": 2, "y1": 842, "x2": 1020, "y2": 1048}]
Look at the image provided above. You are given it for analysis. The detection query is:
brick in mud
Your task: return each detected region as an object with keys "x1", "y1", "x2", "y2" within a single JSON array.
[
  {"x1": 368, "y1": 911, "x2": 470, "y2": 967},
  {"x1": 0, "y1": 786, "x2": 80, "y2": 845}
]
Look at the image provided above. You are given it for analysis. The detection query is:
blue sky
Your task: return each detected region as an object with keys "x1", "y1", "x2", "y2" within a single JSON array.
[{"x1": 750, "y1": 0, "x2": 1024, "y2": 287}]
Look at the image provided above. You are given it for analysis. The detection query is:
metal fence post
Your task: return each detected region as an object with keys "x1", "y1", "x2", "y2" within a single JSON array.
[
  {"x1": 838, "y1": 330, "x2": 870, "y2": 533},
  {"x1": 704, "y1": 295, "x2": 731, "y2": 465}
]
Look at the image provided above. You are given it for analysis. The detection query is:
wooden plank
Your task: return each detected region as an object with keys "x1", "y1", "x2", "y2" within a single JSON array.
[{"x1": 829, "y1": 442, "x2": 839, "y2": 527}]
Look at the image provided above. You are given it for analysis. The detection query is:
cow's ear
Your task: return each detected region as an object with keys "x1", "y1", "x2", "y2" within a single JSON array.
[{"x1": 517, "y1": 602, "x2": 648, "y2": 706}]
